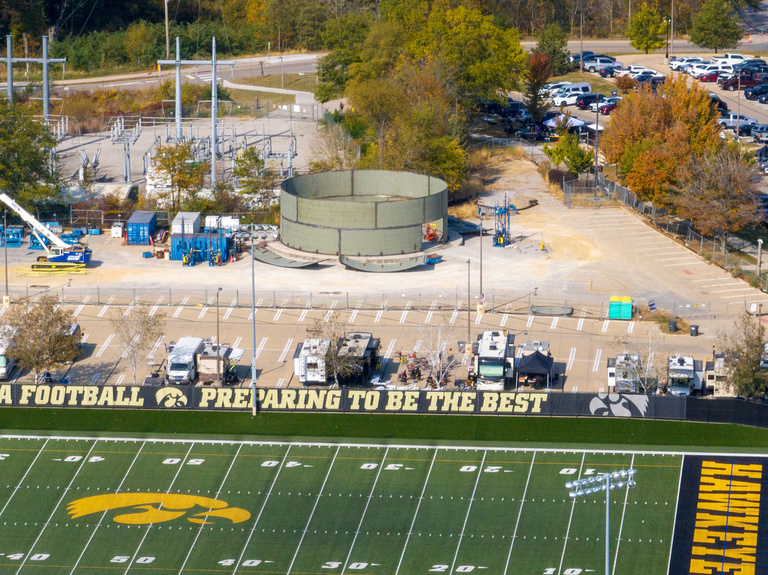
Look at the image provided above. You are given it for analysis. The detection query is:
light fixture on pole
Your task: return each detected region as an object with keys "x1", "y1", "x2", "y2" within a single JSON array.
[
  {"x1": 664, "y1": 18, "x2": 670, "y2": 62},
  {"x1": 216, "y1": 287, "x2": 222, "y2": 384},
  {"x1": 594, "y1": 98, "x2": 600, "y2": 196},
  {"x1": 566, "y1": 469, "x2": 637, "y2": 575},
  {"x1": 250, "y1": 235, "x2": 258, "y2": 415}
]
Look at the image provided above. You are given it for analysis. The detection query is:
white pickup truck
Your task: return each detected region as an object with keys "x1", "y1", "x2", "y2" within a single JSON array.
[{"x1": 712, "y1": 53, "x2": 748, "y2": 65}]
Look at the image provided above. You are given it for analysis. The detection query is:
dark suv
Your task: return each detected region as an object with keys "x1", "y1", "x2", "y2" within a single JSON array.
[
  {"x1": 746, "y1": 83, "x2": 768, "y2": 100},
  {"x1": 575, "y1": 93, "x2": 605, "y2": 109}
]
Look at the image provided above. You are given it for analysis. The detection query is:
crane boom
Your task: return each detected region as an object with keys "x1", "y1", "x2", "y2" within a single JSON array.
[{"x1": 0, "y1": 193, "x2": 68, "y2": 250}]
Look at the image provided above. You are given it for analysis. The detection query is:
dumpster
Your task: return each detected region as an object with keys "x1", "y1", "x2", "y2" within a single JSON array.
[{"x1": 668, "y1": 319, "x2": 678, "y2": 333}]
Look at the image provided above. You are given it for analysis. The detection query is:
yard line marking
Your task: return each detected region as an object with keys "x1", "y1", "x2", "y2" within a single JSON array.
[
  {"x1": 149, "y1": 305, "x2": 159, "y2": 317},
  {"x1": 474, "y1": 313, "x2": 483, "y2": 325},
  {"x1": 279, "y1": 338, "x2": 294, "y2": 363},
  {"x1": 179, "y1": 444, "x2": 244, "y2": 575},
  {"x1": 69, "y1": 442, "x2": 146, "y2": 575},
  {"x1": 299, "y1": 309, "x2": 308, "y2": 322},
  {"x1": 503, "y1": 452, "x2": 536, "y2": 575},
  {"x1": 602, "y1": 320, "x2": 610, "y2": 332},
  {"x1": 592, "y1": 348, "x2": 603, "y2": 372},
  {"x1": 556, "y1": 453, "x2": 586, "y2": 575},
  {"x1": 223, "y1": 306, "x2": 234, "y2": 320},
  {"x1": 550, "y1": 317, "x2": 559, "y2": 329},
  {"x1": 395, "y1": 449, "x2": 438, "y2": 575},
  {"x1": 577, "y1": 318, "x2": 584, "y2": 331},
  {"x1": 272, "y1": 308, "x2": 283, "y2": 322},
  {"x1": 122, "y1": 443, "x2": 195, "y2": 575},
  {"x1": 526, "y1": 315, "x2": 534, "y2": 327},
  {"x1": 449, "y1": 309, "x2": 458, "y2": 324},
  {"x1": 341, "y1": 447, "x2": 390, "y2": 574},
  {"x1": 15, "y1": 441, "x2": 98, "y2": 575},
  {"x1": 500, "y1": 313, "x2": 508, "y2": 327},
  {"x1": 147, "y1": 335, "x2": 164, "y2": 359},
  {"x1": 233, "y1": 337, "x2": 242, "y2": 349},
  {"x1": 0, "y1": 438, "x2": 49, "y2": 520},
  {"x1": 254, "y1": 337, "x2": 268, "y2": 359},
  {"x1": 612, "y1": 453, "x2": 635, "y2": 575},
  {"x1": 286, "y1": 446, "x2": 341, "y2": 575},
  {"x1": 567, "y1": 347, "x2": 577, "y2": 371},
  {"x1": 97, "y1": 305, "x2": 109, "y2": 318},
  {"x1": 115, "y1": 374, "x2": 125, "y2": 384},
  {"x1": 73, "y1": 304, "x2": 84, "y2": 317},
  {"x1": 450, "y1": 450, "x2": 488, "y2": 575},
  {"x1": 197, "y1": 306, "x2": 209, "y2": 320},
  {"x1": 324, "y1": 309, "x2": 333, "y2": 322},
  {"x1": 400, "y1": 301, "x2": 411, "y2": 323},
  {"x1": 627, "y1": 322, "x2": 635, "y2": 334},
  {"x1": 232, "y1": 447, "x2": 293, "y2": 575},
  {"x1": 667, "y1": 455, "x2": 686, "y2": 575},
  {"x1": 375, "y1": 309, "x2": 384, "y2": 323},
  {"x1": 96, "y1": 333, "x2": 114, "y2": 358}
]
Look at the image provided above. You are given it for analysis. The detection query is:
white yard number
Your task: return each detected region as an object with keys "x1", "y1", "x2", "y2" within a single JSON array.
[
  {"x1": 111, "y1": 556, "x2": 154, "y2": 564},
  {"x1": 322, "y1": 561, "x2": 342, "y2": 569},
  {"x1": 219, "y1": 559, "x2": 263, "y2": 567},
  {"x1": 163, "y1": 458, "x2": 204, "y2": 465},
  {"x1": 430, "y1": 566, "x2": 475, "y2": 572},
  {"x1": 262, "y1": 460, "x2": 301, "y2": 468},
  {"x1": 359, "y1": 463, "x2": 403, "y2": 470},
  {"x1": 460, "y1": 466, "x2": 502, "y2": 473},
  {"x1": 4, "y1": 554, "x2": 48, "y2": 561},
  {"x1": 544, "y1": 569, "x2": 582, "y2": 574},
  {"x1": 0, "y1": 454, "x2": 9, "y2": 460},
  {"x1": 559, "y1": 469, "x2": 594, "y2": 475},
  {"x1": 349, "y1": 563, "x2": 369, "y2": 569},
  {"x1": 62, "y1": 456, "x2": 104, "y2": 463}
]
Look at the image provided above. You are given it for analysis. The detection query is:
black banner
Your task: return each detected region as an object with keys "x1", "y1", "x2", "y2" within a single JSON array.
[
  {"x1": 0, "y1": 384, "x2": 687, "y2": 419},
  {"x1": 669, "y1": 455, "x2": 768, "y2": 575}
]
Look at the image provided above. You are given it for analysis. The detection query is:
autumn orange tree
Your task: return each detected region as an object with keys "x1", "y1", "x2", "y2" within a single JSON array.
[{"x1": 602, "y1": 74, "x2": 722, "y2": 206}]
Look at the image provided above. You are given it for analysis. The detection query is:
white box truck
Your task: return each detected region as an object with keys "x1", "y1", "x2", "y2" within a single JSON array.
[
  {"x1": 166, "y1": 337, "x2": 205, "y2": 385},
  {"x1": 0, "y1": 326, "x2": 15, "y2": 380}
]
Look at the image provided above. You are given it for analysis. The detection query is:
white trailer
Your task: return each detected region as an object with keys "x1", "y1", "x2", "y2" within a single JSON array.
[
  {"x1": 666, "y1": 354, "x2": 704, "y2": 396},
  {"x1": 607, "y1": 353, "x2": 643, "y2": 392},
  {"x1": 470, "y1": 330, "x2": 515, "y2": 391},
  {"x1": 294, "y1": 338, "x2": 331, "y2": 384},
  {"x1": 166, "y1": 336, "x2": 205, "y2": 384}
]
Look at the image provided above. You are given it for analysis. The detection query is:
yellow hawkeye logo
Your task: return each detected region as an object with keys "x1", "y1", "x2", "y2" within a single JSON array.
[
  {"x1": 67, "y1": 493, "x2": 250, "y2": 525},
  {"x1": 155, "y1": 387, "x2": 188, "y2": 408}
]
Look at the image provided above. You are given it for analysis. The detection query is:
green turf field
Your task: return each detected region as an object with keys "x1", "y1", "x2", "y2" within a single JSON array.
[{"x1": 0, "y1": 435, "x2": 760, "y2": 575}]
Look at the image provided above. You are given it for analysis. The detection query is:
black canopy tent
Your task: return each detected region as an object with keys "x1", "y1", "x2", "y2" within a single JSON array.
[
  {"x1": 515, "y1": 351, "x2": 555, "y2": 390},
  {"x1": 756, "y1": 146, "x2": 768, "y2": 162}
]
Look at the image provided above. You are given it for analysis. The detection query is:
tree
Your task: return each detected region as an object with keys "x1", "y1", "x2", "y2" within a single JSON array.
[
  {"x1": 523, "y1": 52, "x2": 551, "y2": 123},
  {"x1": 307, "y1": 311, "x2": 360, "y2": 386},
  {"x1": 417, "y1": 314, "x2": 460, "y2": 385},
  {"x1": 611, "y1": 329, "x2": 670, "y2": 394},
  {"x1": 232, "y1": 147, "x2": 276, "y2": 208},
  {"x1": 627, "y1": 3, "x2": 667, "y2": 54},
  {"x1": 4, "y1": 296, "x2": 80, "y2": 383},
  {"x1": 534, "y1": 23, "x2": 569, "y2": 76},
  {"x1": 717, "y1": 313, "x2": 768, "y2": 398},
  {"x1": 110, "y1": 306, "x2": 166, "y2": 384},
  {"x1": 153, "y1": 143, "x2": 208, "y2": 212},
  {"x1": 544, "y1": 133, "x2": 594, "y2": 175},
  {"x1": 690, "y1": 0, "x2": 743, "y2": 53},
  {"x1": 0, "y1": 98, "x2": 59, "y2": 209},
  {"x1": 674, "y1": 146, "x2": 763, "y2": 250}
]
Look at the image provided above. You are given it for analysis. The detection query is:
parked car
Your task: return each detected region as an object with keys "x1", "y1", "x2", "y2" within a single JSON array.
[
  {"x1": 598, "y1": 65, "x2": 621, "y2": 78},
  {"x1": 738, "y1": 123, "x2": 764, "y2": 137},
  {"x1": 635, "y1": 72, "x2": 666, "y2": 85},
  {"x1": 540, "y1": 81, "x2": 571, "y2": 96},
  {"x1": 590, "y1": 96, "x2": 621, "y2": 112},
  {"x1": 691, "y1": 64, "x2": 721, "y2": 79},
  {"x1": 670, "y1": 57, "x2": 706, "y2": 71},
  {"x1": 718, "y1": 72, "x2": 764, "y2": 91},
  {"x1": 752, "y1": 125, "x2": 768, "y2": 142},
  {"x1": 711, "y1": 53, "x2": 748, "y2": 66},
  {"x1": 698, "y1": 70, "x2": 721, "y2": 83},
  {"x1": 718, "y1": 113, "x2": 758, "y2": 129},
  {"x1": 575, "y1": 93, "x2": 605, "y2": 109},
  {"x1": 584, "y1": 57, "x2": 623, "y2": 73},
  {"x1": 710, "y1": 93, "x2": 728, "y2": 112},
  {"x1": 688, "y1": 63, "x2": 713, "y2": 77},
  {"x1": 503, "y1": 99, "x2": 527, "y2": 118},
  {"x1": 599, "y1": 101, "x2": 619, "y2": 115},
  {"x1": 552, "y1": 82, "x2": 592, "y2": 106},
  {"x1": 746, "y1": 83, "x2": 768, "y2": 100},
  {"x1": 568, "y1": 50, "x2": 594, "y2": 63},
  {"x1": 582, "y1": 53, "x2": 614, "y2": 63}
]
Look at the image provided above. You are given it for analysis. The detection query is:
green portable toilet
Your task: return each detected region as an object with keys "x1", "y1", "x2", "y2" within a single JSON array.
[{"x1": 608, "y1": 296, "x2": 633, "y2": 320}]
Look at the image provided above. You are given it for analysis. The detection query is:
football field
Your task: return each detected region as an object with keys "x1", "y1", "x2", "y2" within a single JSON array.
[{"x1": 0, "y1": 435, "x2": 761, "y2": 574}]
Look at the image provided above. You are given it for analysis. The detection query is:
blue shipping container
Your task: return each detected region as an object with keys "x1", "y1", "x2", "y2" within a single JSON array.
[
  {"x1": 170, "y1": 233, "x2": 230, "y2": 264},
  {"x1": 126, "y1": 212, "x2": 158, "y2": 246}
]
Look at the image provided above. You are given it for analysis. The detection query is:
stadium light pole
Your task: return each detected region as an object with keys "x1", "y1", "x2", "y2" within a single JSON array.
[
  {"x1": 566, "y1": 469, "x2": 637, "y2": 575},
  {"x1": 216, "y1": 287, "x2": 222, "y2": 384},
  {"x1": 250, "y1": 234, "x2": 258, "y2": 415}
]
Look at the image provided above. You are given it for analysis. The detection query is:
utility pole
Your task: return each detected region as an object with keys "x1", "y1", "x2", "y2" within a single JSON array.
[
  {"x1": 164, "y1": 0, "x2": 170, "y2": 60},
  {"x1": 5, "y1": 35, "x2": 66, "y2": 124},
  {"x1": 466, "y1": 259, "x2": 471, "y2": 353},
  {"x1": 580, "y1": 12, "x2": 584, "y2": 74}
]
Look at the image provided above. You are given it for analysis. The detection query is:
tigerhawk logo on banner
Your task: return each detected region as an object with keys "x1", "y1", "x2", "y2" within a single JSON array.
[
  {"x1": 588, "y1": 393, "x2": 649, "y2": 417},
  {"x1": 67, "y1": 493, "x2": 250, "y2": 525},
  {"x1": 155, "y1": 387, "x2": 188, "y2": 408}
]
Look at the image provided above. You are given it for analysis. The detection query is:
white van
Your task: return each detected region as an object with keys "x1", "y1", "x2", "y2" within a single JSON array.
[
  {"x1": 551, "y1": 83, "x2": 592, "y2": 107},
  {"x1": 0, "y1": 326, "x2": 15, "y2": 380}
]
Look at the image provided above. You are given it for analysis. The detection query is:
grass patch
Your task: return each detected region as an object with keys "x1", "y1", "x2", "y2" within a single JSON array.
[
  {"x1": 448, "y1": 201, "x2": 478, "y2": 219},
  {"x1": 235, "y1": 73, "x2": 317, "y2": 92},
  {"x1": 638, "y1": 305, "x2": 690, "y2": 334},
  {"x1": 4, "y1": 408, "x2": 768, "y2": 448},
  {"x1": 227, "y1": 88, "x2": 295, "y2": 106}
]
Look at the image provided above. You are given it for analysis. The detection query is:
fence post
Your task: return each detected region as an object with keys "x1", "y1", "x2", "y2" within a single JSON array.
[
  {"x1": 700, "y1": 234, "x2": 703, "y2": 254},
  {"x1": 97, "y1": 287, "x2": 100, "y2": 305},
  {"x1": 169, "y1": 288, "x2": 172, "y2": 306}
]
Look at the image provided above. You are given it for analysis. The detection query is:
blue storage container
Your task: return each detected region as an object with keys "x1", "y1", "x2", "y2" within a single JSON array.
[{"x1": 126, "y1": 212, "x2": 158, "y2": 246}]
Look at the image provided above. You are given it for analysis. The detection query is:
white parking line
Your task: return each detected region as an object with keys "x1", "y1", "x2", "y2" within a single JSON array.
[
  {"x1": 712, "y1": 287, "x2": 755, "y2": 293},
  {"x1": 601, "y1": 320, "x2": 610, "y2": 332},
  {"x1": 425, "y1": 301, "x2": 438, "y2": 324},
  {"x1": 576, "y1": 318, "x2": 584, "y2": 331},
  {"x1": 500, "y1": 314, "x2": 508, "y2": 327},
  {"x1": 550, "y1": 317, "x2": 559, "y2": 329},
  {"x1": 149, "y1": 305, "x2": 159, "y2": 317},
  {"x1": 449, "y1": 309, "x2": 458, "y2": 324},
  {"x1": 233, "y1": 337, "x2": 242, "y2": 349},
  {"x1": 123, "y1": 305, "x2": 134, "y2": 317},
  {"x1": 627, "y1": 322, "x2": 635, "y2": 334},
  {"x1": 81, "y1": 334, "x2": 89, "y2": 343},
  {"x1": 692, "y1": 277, "x2": 728, "y2": 282},
  {"x1": 299, "y1": 309, "x2": 308, "y2": 322},
  {"x1": 382, "y1": 339, "x2": 396, "y2": 368},
  {"x1": 95, "y1": 334, "x2": 114, "y2": 358},
  {"x1": 516, "y1": 346, "x2": 523, "y2": 358},
  {"x1": 474, "y1": 313, "x2": 483, "y2": 325},
  {"x1": 272, "y1": 309, "x2": 283, "y2": 322},
  {"x1": 567, "y1": 347, "x2": 576, "y2": 371},
  {"x1": 526, "y1": 315, "x2": 534, "y2": 327},
  {"x1": 400, "y1": 301, "x2": 411, "y2": 323},
  {"x1": 276, "y1": 378, "x2": 285, "y2": 388},
  {"x1": 197, "y1": 306, "x2": 209, "y2": 320},
  {"x1": 375, "y1": 309, "x2": 384, "y2": 323},
  {"x1": 147, "y1": 335, "x2": 164, "y2": 359},
  {"x1": 89, "y1": 373, "x2": 101, "y2": 385},
  {"x1": 248, "y1": 298, "x2": 263, "y2": 320},
  {"x1": 223, "y1": 306, "x2": 234, "y2": 320},
  {"x1": 73, "y1": 305, "x2": 84, "y2": 317},
  {"x1": 702, "y1": 282, "x2": 744, "y2": 288},
  {"x1": 592, "y1": 348, "x2": 603, "y2": 372},
  {"x1": 349, "y1": 306, "x2": 360, "y2": 323},
  {"x1": 721, "y1": 293, "x2": 762, "y2": 299},
  {"x1": 254, "y1": 337, "x2": 268, "y2": 359},
  {"x1": 97, "y1": 305, "x2": 110, "y2": 318},
  {"x1": 666, "y1": 261, "x2": 706, "y2": 266},
  {"x1": 115, "y1": 374, "x2": 125, "y2": 385},
  {"x1": 657, "y1": 256, "x2": 697, "y2": 261},
  {"x1": 324, "y1": 309, "x2": 333, "y2": 323},
  {"x1": 278, "y1": 338, "x2": 294, "y2": 362}
]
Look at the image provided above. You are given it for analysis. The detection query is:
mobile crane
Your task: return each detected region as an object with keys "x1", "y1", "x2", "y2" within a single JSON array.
[{"x1": 0, "y1": 193, "x2": 92, "y2": 269}]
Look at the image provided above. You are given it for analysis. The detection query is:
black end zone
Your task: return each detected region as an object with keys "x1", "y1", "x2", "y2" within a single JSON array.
[{"x1": 669, "y1": 455, "x2": 768, "y2": 575}]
